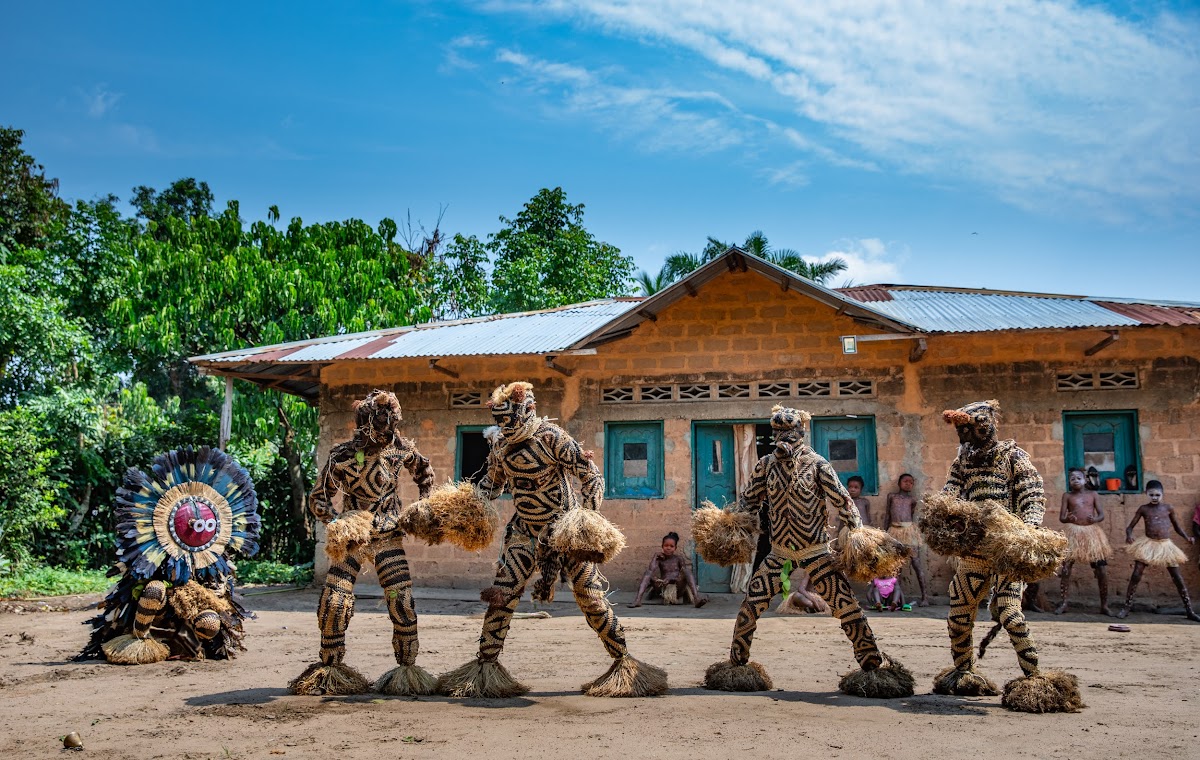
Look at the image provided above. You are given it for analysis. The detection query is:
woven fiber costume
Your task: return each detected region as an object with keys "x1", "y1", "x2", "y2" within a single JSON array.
[
  {"x1": 436, "y1": 382, "x2": 667, "y2": 698},
  {"x1": 924, "y1": 400, "x2": 1083, "y2": 713},
  {"x1": 702, "y1": 406, "x2": 914, "y2": 698},
  {"x1": 289, "y1": 390, "x2": 437, "y2": 696},
  {"x1": 77, "y1": 447, "x2": 260, "y2": 665}
]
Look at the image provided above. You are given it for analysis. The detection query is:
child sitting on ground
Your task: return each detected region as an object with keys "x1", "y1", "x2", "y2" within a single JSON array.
[
  {"x1": 866, "y1": 575, "x2": 906, "y2": 612},
  {"x1": 628, "y1": 532, "x2": 708, "y2": 608},
  {"x1": 1118, "y1": 480, "x2": 1199, "y2": 622}
]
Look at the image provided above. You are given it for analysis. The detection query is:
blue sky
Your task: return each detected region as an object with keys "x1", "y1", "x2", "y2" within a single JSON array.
[{"x1": 3, "y1": 1, "x2": 1198, "y2": 301}]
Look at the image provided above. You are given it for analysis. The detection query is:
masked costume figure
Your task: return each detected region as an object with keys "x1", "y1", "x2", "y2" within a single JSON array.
[
  {"x1": 289, "y1": 390, "x2": 436, "y2": 696},
  {"x1": 436, "y1": 381, "x2": 667, "y2": 698},
  {"x1": 77, "y1": 447, "x2": 260, "y2": 664},
  {"x1": 925, "y1": 400, "x2": 1082, "y2": 713},
  {"x1": 703, "y1": 406, "x2": 914, "y2": 698}
]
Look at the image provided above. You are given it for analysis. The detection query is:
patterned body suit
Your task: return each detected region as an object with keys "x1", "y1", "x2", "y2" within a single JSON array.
[
  {"x1": 726, "y1": 407, "x2": 885, "y2": 672},
  {"x1": 940, "y1": 401, "x2": 1045, "y2": 682},
  {"x1": 474, "y1": 417, "x2": 629, "y2": 662},
  {"x1": 308, "y1": 417, "x2": 434, "y2": 671}
]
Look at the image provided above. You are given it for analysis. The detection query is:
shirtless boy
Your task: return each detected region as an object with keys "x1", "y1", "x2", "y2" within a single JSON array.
[
  {"x1": 1056, "y1": 467, "x2": 1113, "y2": 615},
  {"x1": 629, "y1": 532, "x2": 708, "y2": 608},
  {"x1": 847, "y1": 475, "x2": 871, "y2": 527},
  {"x1": 883, "y1": 473, "x2": 929, "y2": 606},
  {"x1": 1118, "y1": 480, "x2": 1199, "y2": 622}
]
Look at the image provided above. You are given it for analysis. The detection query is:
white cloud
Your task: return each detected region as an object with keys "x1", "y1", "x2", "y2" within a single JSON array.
[
  {"x1": 443, "y1": 34, "x2": 492, "y2": 72},
  {"x1": 483, "y1": 0, "x2": 1200, "y2": 218},
  {"x1": 83, "y1": 85, "x2": 121, "y2": 118},
  {"x1": 813, "y1": 238, "x2": 906, "y2": 286}
]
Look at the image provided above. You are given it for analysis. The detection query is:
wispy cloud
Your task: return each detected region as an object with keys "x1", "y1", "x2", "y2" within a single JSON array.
[
  {"x1": 481, "y1": 0, "x2": 1200, "y2": 218},
  {"x1": 83, "y1": 85, "x2": 121, "y2": 118},
  {"x1": 442, "y1": 34, "x2": 492, "y2": 73}
]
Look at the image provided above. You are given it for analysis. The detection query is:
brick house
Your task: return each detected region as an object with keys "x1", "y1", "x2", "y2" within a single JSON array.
[{"x1": 191, "y1": 248, "x2": 1200, "y2": 603}]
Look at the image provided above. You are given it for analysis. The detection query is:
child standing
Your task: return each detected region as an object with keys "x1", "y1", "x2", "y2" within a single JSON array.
[
  {"x1": 1117, "y1": 480, "x2": 1199, "y2": 622},
  {"x1": 847, "y1": 475, "x2": 871, "y2": 527},
  {"x1": 883, "y1": 473, "x2": 929, "y2": 606},
  {"x1": 1055, "y1": 467, "x2": 1114, "y2": 615}
]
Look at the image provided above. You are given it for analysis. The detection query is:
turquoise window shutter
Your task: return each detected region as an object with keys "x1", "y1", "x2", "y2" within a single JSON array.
[{"x1": 605, "y1": 421, "x2": 664, "y2": 498}]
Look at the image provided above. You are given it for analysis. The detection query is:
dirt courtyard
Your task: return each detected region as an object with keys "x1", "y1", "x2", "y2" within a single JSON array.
[{"x1": 1, "y1": 587, "x2": 1197, "y2": 760}]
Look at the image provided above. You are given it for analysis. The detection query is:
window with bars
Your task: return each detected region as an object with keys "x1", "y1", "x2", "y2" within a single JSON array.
[{"x1": 1056, "y1": 370, "x2": 1138, "y2": 391}]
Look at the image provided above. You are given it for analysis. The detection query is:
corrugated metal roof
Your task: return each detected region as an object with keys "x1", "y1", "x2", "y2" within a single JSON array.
[
  {"x1": 833, "y1": 286, "x2": 1200, "y2": 333},
  {"x1": 195, "y1": 299, "x2": 643, "y2": 364},
  {"x1": 1092, "y1": 301, "x2": 1200, "y2": 327}
]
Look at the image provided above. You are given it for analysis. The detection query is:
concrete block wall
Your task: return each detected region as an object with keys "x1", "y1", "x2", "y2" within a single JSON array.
[{"x1": 309, "y1": 270, "x2": 1200, "y2": 605}]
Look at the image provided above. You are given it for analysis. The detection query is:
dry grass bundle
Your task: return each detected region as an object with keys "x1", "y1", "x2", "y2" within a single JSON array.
[
  {"x1": 581, "y1": 655, "x2": 668, "y2": 698},
  {"x1": 549, "y1": 508, "x2": 626, "y2": 564},
  {"x1": 101, "y1": 634, "x2": 169, "y2": 665},
  {"x1": 1001, "y1": 671, "x2": 1085, "y2": 713},
  {"x1": 374, "y1": 664, "x2": 436, "y2": 696},
  {"x1": 435, "y1": 659, "x2": 529, "y2": 698},
  {"x1": 918, "y1": 492, "x2": 996, "y2": 557},
  {"x1": 169, "y1": 581, "x2": 230, "y2": 623},
  {"x1": 704, "y1": 660, "x2": 773, "y2": 692},
  {"x1": 838, "y1": 658, "x2": 916, "y2": 698},
  {"x1": 691, "y1": 503, "x2": 758, "y2": 566},
  {"x1": 979, "y1": 508, "x2": 1067, "y2": 582},
  {"x1": 932, "y1": 666, "x2": 999, "y2": 697},
  {"x1": 836, "y1": 527, "x2": 912, "y2": 583},
  {"x1": 402, "y1": 481, "x2": 500, "y2": 551},
  {"x1": 1127, "y1": 536, "x2": 1189, "y2": 567},
  {"x1": 288, "y1": 662, "x2": 372, "y2": 696},
  {"x1": 324, "y1": 510, "x2": 374, "y2": 564}
]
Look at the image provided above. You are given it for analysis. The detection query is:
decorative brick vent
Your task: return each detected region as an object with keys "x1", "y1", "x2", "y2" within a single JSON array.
[
  {"x1": 602, "y1": 386, "x2": 635, "y2": 403},
  {"x1": 449, "y1": 390, "x2": 485, "y2": 408},
  {"x1": 1056, "y1": 370, "x2": 1138, "y2": 391},
  {"x1": 601, "y1": 379, "x2": 877, "y2": 403}
]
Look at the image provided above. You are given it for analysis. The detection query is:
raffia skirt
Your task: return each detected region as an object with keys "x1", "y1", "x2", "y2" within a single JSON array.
[
  {"x1": 888, "y1": 522, "x2": 923, "y2": 551},
  {"x1": 1063, "y1": 523, "x2": 1113, "y2": 564},
  {"x1": 1127, "y1": 537, "x2": 1188, "y2": 568}
]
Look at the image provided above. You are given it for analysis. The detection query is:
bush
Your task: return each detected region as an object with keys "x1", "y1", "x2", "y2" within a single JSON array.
[
  {"x1": 0, "y1": 408, "x2": 64, "y2": 567},
  {"x1": 236, "y1": 559, "x2": 313, "y2": 586},
  {"x1": 0, "y1": 566, "x2": 111, "y2": 598}
]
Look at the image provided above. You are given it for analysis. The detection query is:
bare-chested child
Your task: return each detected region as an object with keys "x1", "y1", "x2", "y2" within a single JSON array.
[
  {"x1": 628, "y1": 532, "x2": 708, "y2": 608},
  {"x1": 847, "y1": 475, "x2": 871, "y2": 527},
  {"x1": 1117, "y1": 480, "x2": 1199, "y2": 622},
  {"x1": 1055, "y1": 467, "x2": 1114, "y2": 615},
  {"x1": 883, "y1": 473, "x2": 929, "y2": 606}
]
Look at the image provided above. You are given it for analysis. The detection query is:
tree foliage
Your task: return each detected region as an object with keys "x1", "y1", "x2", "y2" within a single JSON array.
[
  {"x1": 659, "y1": 231, "x2": 848, "y2": 286},
  {"x1": 0, "y1": 126, "x2": 634, "y2": 571},
  {"x1": 488, "y1": 187, "x2": 634, "y2": 313}
]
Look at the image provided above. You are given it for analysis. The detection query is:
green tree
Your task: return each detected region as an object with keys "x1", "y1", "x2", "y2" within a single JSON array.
[
  {"x1": 130, "y1": 178, "x2": 214, "y2": 237},
  {"x1": 0, "y1": 126, "x2": 70, "y2": 253},
  {"x1": 488, "y1": 187, "x2": 634, "y2": 313},
  {"x1": 108, "y1": 202, "x2": 431, "y2": 560},
  {"x1": 0, "y1": 407, "x2": 62, "y2": 567},
  {"x1": 635, "y1": 269, "x2": 670, "y2": 296}
]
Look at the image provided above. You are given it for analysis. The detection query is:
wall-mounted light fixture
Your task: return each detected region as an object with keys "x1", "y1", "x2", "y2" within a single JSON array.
[{"x1": 840, "y1": 335, "x2": 858, "y2": 354}]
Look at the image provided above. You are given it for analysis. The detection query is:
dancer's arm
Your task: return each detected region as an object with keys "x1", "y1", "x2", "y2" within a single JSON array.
[
  {"x1": 1010, "y1": 448, "x2": 1046, "y2": 526},
  {"x1": 735, "y1": 456, "x2": 769, "y2": 514}
]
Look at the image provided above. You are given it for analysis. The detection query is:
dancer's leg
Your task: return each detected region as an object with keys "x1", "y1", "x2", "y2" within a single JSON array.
[{"x1": 803, "y1": 553, "x2": 883, "y2": 670}]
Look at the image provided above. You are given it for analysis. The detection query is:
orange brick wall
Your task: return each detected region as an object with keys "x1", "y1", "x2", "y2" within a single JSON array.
[{"x1": 311, "y1": 269, "x2": 1200, "y2": 605}]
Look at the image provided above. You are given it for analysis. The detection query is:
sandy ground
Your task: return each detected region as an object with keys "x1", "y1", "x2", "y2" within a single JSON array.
[{"x1": 2, "y1": 586, "x2": 1198, "y2": 760}]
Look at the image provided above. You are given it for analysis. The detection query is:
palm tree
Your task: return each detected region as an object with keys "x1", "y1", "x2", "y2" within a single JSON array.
[
  {"x1": 658, "y1": 231, "x2": 848, "y2": 287},
  {"x1": 741, "y1": 230, "x2": 847, "y2": 285},
  {"x1": 634, "y1": 269, "x2": 670, "y2": 296}
]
